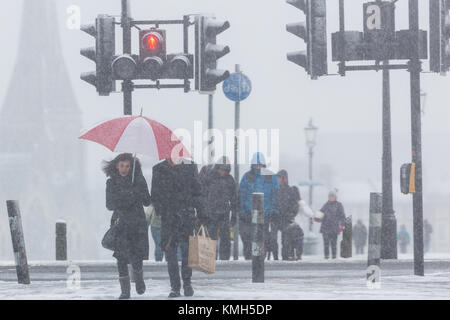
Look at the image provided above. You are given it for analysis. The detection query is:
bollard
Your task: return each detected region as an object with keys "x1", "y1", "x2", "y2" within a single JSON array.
[
  {"x1": 367, "y1": 193, "x2": 382, "y2": 287},
  {"x1": 252, "y1": 193, "x2": 264, "y2": 283},
  {"x1": 56, "y1": 221, "x2": 67, "y2": 261},
  {"x1": 6, "y1": 200, "x2": 30, "y2": 284}
]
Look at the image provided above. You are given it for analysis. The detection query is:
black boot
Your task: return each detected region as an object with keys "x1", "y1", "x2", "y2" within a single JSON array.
[
  {"x1": 118, "y1": 276, "x2": 131, "y2": 300},
  {"x1": 168, "y1": 288, "x2": 181, "y2": 298},
  {"x1": 183, "y1": 281, "x2": 194, "y2": 297},
  {"x1": 133, "y1": 269, "x2": 146, "y2": 295}
]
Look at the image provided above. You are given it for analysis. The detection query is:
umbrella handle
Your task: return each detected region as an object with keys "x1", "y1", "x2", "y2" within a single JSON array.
[{"x1": 132, "y1": 153, "x2": 137, "y2": 184}]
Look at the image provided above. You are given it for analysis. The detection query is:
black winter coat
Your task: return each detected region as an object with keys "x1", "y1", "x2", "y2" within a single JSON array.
[
  {"x1": 105, "y1": 172, "x2": 151, "y2": 262},
  {"x1": 151, "y1": 160, "x2": 203, "y2": 249},
  {"x1": 201, "y1": 169, "x2": 237, "y2": 224},
  {"x1": 353, "y1": 224, "x2": 368, "y2": 246},
  {"x1": 275, "y1": 185, "x2": 301, "y2": 229},
  {"x1": 319, "y1": 200, "x2": 346, "y2": 235}
]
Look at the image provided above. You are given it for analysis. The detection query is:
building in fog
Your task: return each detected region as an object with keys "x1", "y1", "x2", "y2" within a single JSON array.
[{"x1": 0, "y1": 0, "x2": 97, "y2": 260}]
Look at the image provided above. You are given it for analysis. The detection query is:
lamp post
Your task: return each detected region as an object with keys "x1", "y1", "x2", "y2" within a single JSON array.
[
  {"x1": 303, "y1": 119, "x2": 319, "y2": 256},
  {"x1": 305, "y1": 118, "x2": 318, "y2": 229}
]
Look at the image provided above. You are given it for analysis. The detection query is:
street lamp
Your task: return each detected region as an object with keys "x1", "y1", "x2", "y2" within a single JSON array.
[
  {"x1": 303, "y1": 118, "x2": 319, "y2": 256},
  {"x1": 305, "y1": 118, "x2": 318, "y2": 215}
]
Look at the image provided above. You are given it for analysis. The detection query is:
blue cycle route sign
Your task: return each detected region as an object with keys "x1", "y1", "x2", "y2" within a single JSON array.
[{"x1": 222, "y1": 72, "x2": 252, "y2": 102}]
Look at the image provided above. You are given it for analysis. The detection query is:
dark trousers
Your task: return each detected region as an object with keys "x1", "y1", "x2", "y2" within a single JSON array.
[
  {"x1": 323, "y1": 233, "x2": 338, "y2": 259},
  {"x1": 240, "y1": 220, "x2": 252, "y2": 260},
  {"x1": 208, "y1": 218, "x2": 231, "y2": 260},
  {"x1": 166, "y1": 240, "x2": 191, "y2": 290},
  {"x1": 117, "y1": 259, "x2": 143, "y2": 277},
  {"x1": 265, "y1": 217, "x2": 279, "y2": 260}
]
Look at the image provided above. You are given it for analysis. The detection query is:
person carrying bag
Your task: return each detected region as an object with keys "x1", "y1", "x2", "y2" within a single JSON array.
[{"x1": 188, "y1": 225, "x2": 217, "y2": 274}]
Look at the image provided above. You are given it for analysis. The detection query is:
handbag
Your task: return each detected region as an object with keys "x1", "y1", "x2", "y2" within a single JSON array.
[{"x1": 101, "y1": 218, "x2": 120, "y2": 251}]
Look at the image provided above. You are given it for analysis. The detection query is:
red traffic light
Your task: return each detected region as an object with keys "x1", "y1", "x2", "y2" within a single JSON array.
[{"x1": 142, "y1": 32, "x2": 163, "y2": 53}]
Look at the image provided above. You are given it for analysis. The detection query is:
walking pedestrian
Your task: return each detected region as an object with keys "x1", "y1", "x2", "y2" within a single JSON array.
[
  {"x1": 146, "y1": 205, "x2": 164, "y2": 262},
  {"x1": 275, "y1": 169, "x2": 301, "y2": 260},
  {"x1": 151, "y1": 158, "x2": 206, "y2": 298},
  {"x1": 103, "y1": 153, "x2": 152, "y2": 299},
  {"x1": 201, "y1": 157, "x2": 237, "y2": 261},
  {"x1": 423, "y1": 219, "x2": 433, "y2": 253},
  {"x1": 353, "y1": 219, "x2": 368, "y2": 255},
  {"x1": 397, "y1": 225, "x2": 411, "y2": 254},
  {"x1": 319, "y1": 189, "x2": 346, "y2": 260},
  {"x1": 239, "y1": 152, "x2": 280, "y2": 260}
]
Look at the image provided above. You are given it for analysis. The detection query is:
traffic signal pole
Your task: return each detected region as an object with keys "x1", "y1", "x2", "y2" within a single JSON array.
[
  {"x1": 121, "y1": 0, "x2": 133, "y2": 115},
  {"x1": 381, "y1": 60, "x2": 398, "y2": 260},
  {"x1": 408, "y1": 0, "x2": 425, "y2": 276},
  {"x1": 233, "y1": 64, "x2": 241, "y2": 261}
]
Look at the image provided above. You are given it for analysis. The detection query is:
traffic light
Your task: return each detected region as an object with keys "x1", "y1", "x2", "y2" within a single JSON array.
[
  {"x1": 195, "y1": 16, "x2": 231, "y2": 93},
  {"x1": 80, "y1": 15, "x2": 116, "y2": 96},
  {"x1": 286, "y1": 0, "x2": 328, "y2": 79},
  {"x1": 400, "y1": 163, "x2": 416, "y2": 195},
  {"x1": 430, "y1": 0, "x2": 450, "y2": 73},
  {"x1": 139, "y1": 29, "x2": 167, "y2": 80}
]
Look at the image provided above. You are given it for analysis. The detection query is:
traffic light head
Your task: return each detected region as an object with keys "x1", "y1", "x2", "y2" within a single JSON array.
[
  {"x1": 195, "y1": 16, "x2": 231, "y2": 93},
  {"x1": 80, "y1": 15, "x2": 116, "y2": 96},
  {"x1": 140, "y1": 29, "x2": 167, "y2": 80},
  {"x1": 286, "y1": 0, "x2": 328, "y2": 79},
  {"x1": 430, "y1": 0, "x2": 450, "y2": 73}
]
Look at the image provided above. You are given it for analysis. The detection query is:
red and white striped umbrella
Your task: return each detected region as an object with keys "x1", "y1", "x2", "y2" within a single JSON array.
[{"x1": 79, "y1": 115, "x2": 191, "y2": 160}]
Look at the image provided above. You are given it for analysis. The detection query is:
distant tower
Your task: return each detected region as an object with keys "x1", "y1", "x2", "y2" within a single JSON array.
[{"x1": 0, "y1": 0, "x2": 96, "y2": 260}]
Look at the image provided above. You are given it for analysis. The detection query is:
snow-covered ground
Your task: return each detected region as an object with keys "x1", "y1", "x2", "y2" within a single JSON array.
[
  {"x1": 1, "y1": 272, "x2": 450, "y2": 300},
  {"x1": 1, "y1": 254, "x2": 450, "y2": 300}
]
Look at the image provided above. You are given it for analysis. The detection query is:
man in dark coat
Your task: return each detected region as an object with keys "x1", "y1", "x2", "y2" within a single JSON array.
[
  {"x1": 353, "y1": 220, "x2": 368, "y2": 255},
  {"x1": 275, "y1": 170, "x2": 301, "y2": 260},
  {"x1": 151, "y1": 158, "x2": 205, "y2": 298},
  {"x1": 104, "y1": 153, "x2": 151, "y2": 299},
  {"x1": 319, "y1": 189, "x2": 346, "y2": 259},
  {"x1": 201, "y1": 157, "x2": 237, "y2": 261}
]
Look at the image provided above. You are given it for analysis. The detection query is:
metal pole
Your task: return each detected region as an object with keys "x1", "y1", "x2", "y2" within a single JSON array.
[
  {"x1": 381, "y1": 61, "x2": 398, "y2": 260},
  {"x1": 6, "y1": 200, "x2": 30, "y2": 284},
  {"x1": 208, "y1": 94, "x2": 214, "y2": 164},
  {"x1": 408, "y1": 0, "x2": 424, "y2": 276},
  {"x1": 308, "y1": 145, "x2": 314, "y2": 232},
  {"x1": 338, "y1": 0, "x2": 346, "y2": 76},
  {"x1": 252, "y1": 193, "x2": 264, "y2": 283},
  {"x1": 233, "y1": 64, "x2": 241, "y2": 261},
  {"x1": 122, "y1": 0, "x2": 133, "y2": 115},
  {"x1": 367, "y1": 193, "x2": 382, "y2": 287},
  {"x1": 56, "y1": 221, "x2": 67, "y2": 261}
]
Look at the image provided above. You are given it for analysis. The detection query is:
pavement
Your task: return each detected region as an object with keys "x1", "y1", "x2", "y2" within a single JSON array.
[{"x1": 1, "y1": 254, "x2": 450, "y2": 300}]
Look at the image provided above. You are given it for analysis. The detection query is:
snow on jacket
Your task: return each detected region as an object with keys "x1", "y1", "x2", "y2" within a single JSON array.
[
  {"x1": 239, "y1": 152, "x2": 280, "y2": 218},
  {"x1": 105, "y1": 162, "x2": 151, "y2": 262}
]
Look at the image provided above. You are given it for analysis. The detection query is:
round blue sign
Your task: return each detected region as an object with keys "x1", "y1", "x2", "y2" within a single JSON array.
[{"x1": 222, "y1": 72, "x2": 252, "y2": 102}]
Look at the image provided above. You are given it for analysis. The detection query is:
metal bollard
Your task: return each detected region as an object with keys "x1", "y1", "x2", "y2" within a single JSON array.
[
  {"x1": 56, "y1": 221, "x2": 67, "y2": 261},
  {"x1": 252, "y1": 193, "x2": 264, "y2": 283},
  {"x1": 6, "y1": 200, "x2": 30, "y2": 284},
  {"x1": 367, "y1": 193, "x2": 382, "y2": 287}
]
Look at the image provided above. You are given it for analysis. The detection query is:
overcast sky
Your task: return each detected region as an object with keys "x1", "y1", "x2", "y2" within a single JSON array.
[{"x1": 0, "y1": 0, "x2": 449, "y2": 198}]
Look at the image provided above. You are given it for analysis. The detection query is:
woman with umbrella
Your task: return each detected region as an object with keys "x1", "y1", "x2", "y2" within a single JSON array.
[
  {"x1": 80, "y1": 114, "x2": 190, "y2": 299},
  {"x1": 103, "y1": 153, "x2": 151, "y2": 299}
]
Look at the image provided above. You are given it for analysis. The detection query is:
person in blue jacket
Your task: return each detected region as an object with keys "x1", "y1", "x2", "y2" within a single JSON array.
[{"x1": 238, "y1": 152, "x2": 280, "y2": 260}]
